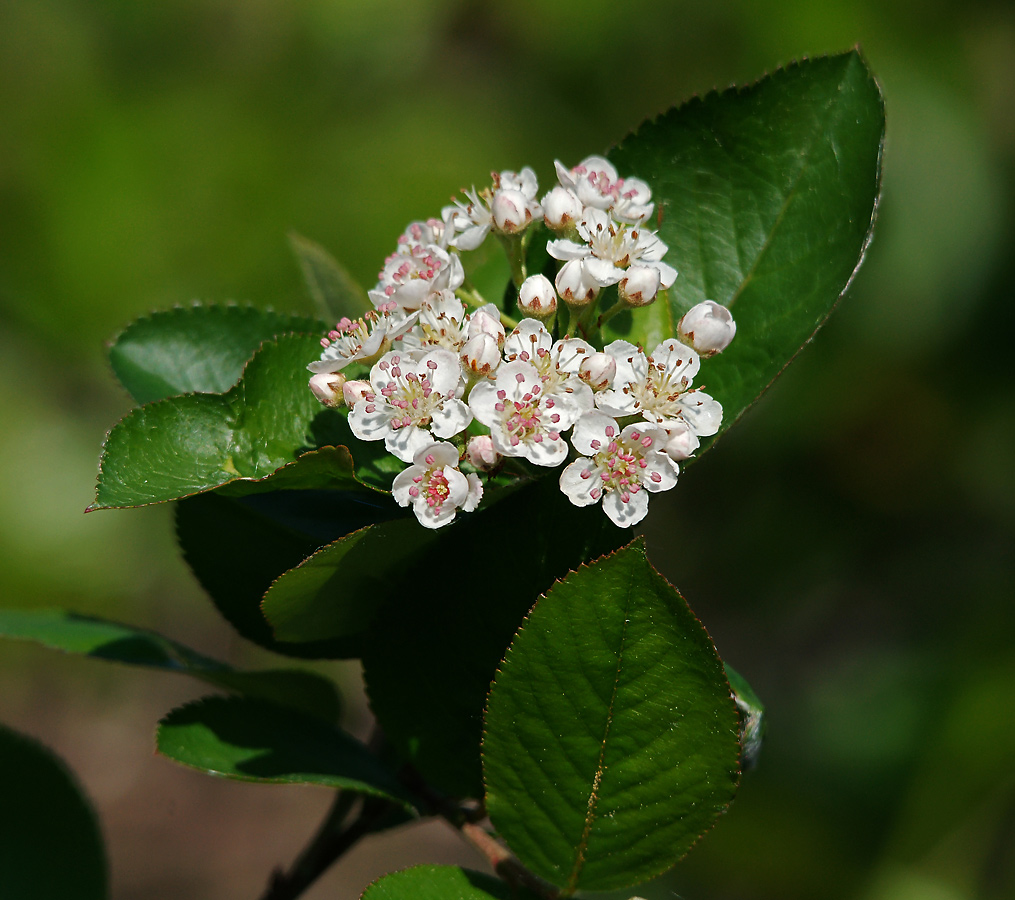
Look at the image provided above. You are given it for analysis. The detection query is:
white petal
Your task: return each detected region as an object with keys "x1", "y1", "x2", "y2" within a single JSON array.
[
  {"x1": 384, "y1": 425, "x2": 433, "y2": 463},
  {"x1": 412, "y1": 498, "x2": 458, "y2": 529},
  {"x1": 679, "y1": 391, "x2": 723, "y2": 437},
  {"x1": 348, "y1": 402, "x2": 393, "y2": 442},
  {"x1": 412, "y1": 441, "x2": 460, "y2": 468},
  {"x1": 559, "y1": 459, "x2": 603, "y2": 507},
  {"x1": 603, "y1": 488, "x2": 650, "y2": 528},
  {"x1": 419, "y1": 348, "x2": 463, "y2": 396},
  {"x1": 570, "y1": 411, "x2": 616, "y2": 456},
  {"x1": 546, "y1": 238, "x2": 590, "y2": 261},
  {"x1": 391, "y1": 466, "x2": 422, "y2": 507},
  {"x1": 431, "y1": 398, "x2": 473, "y2": 438},
  {"x1": 467, "y1": 381, "x2": 500, "y2": 427},
  {"x1": 519, "y1": 431, "x2": 569, "y2": 467},
  {"x1": 583, "y1": 257, "x2": 624, "y2": 287},
  {"x1": 462, "y1": 473, "x2": 484, "y2": 512}
]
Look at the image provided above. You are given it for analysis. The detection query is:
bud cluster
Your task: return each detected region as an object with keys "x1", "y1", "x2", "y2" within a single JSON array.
[{"x1": 306, "y1": 157, "x2": 737, "y2": 528}]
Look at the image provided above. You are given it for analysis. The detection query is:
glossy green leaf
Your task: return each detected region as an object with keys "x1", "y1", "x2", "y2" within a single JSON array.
[
  {"x1": 262, "y1": 516, "x2": 435, "y2": 647},
  {"x1": 177, "y1": 490, "x2": 396, "y2": 659},
  {"x1": 483, "y1": 540, "x2": 740, "y2": 892},
  {"x1": 0, "y1": 723, "x2": 107, "y2": 900},
  {"x1": 362, "y1": 478, "x2": 627, "y2": 798},
  {"x1": 290, "y1": 231, "x2": 372, "y2": 321},
  {"x1": 109, "y1": 304, "x2": 321, "y2": 405},
  {"x1": 606, "y1": 51, "x2": 884, "y2": 455},
  {"x1": 361, "y1": 865, "x2": 540, "y2": 900},
  {"x1": 725, "y1": 662, "x2": 766, "y2": 769},
  {"x1": 156, "y1": 696, "x2": 415, "y2": 810},
  {"x1": 0, "y1": 608, "x2": 339, "y2": 722},
  {"x1": 91, "y1": 333, "x2": 390, "y2": 509}
]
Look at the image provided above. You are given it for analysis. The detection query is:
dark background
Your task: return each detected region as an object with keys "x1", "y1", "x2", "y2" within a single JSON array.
[{"x1": 1, "y1": 1, "x2": 1013, "y2": 898}]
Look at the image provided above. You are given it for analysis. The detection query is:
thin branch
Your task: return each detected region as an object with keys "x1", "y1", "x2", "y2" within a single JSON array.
[
  {"x1": 259, "y1": 793, "x2": 389, "y2": 900},
  {"x1": 459, "y1": 822, "x2": 561, "y2": 900}
]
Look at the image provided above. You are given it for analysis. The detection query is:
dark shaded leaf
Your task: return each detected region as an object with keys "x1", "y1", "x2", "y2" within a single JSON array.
[
  {"x1": 0, "y1": 723, "x2": 107, "y2": 900},
  {"x1": 0, "y1": 608, "x2": 339, "y2": 721}
]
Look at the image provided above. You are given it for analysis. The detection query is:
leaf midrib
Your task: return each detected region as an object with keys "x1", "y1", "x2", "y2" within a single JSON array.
[{"x1": 565, "y1": 578, "x2": 634, "y2": 894}]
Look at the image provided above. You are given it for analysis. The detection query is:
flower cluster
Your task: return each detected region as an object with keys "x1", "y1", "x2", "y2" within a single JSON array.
[{"x1": 308, "y1": 157, "x2": 737, "y2": 529}]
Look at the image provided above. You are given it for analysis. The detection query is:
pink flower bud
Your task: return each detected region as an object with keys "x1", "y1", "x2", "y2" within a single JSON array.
[
  {"x1": 618, "y1": 265, "x2": 661, "y2": 306},
  {"x1": 461, "y1": 333, "x2": 501, "y2": 377},
  {"x1": 578, "y1": 352, "x2": 617, "y2": 391},
  {"x1": 663, "y1": 420, "x2": 700, "y2": 461},
  {"x1": 677, "y1": 300, "x2": 737, "y2": 356},
  {"x1": 342, "y1": 379, "x2": 371, "y2": 407},
  {"x1": 491, "y1": 189, "x2": 534, "y2": 234},
  {"x1": 555, "y1": 260, "x2": 599, "y2": 308},
  {"x1": 464, "y1": 434, "x2": 502, "y2": 472},
  {"x1": 541, "y1": 186, "x2": 583, "y2": 232},
  {"x1": 309, "y1": 372, "x2": 346, "y2": 407},
  {"x1": 517, "y1": 274, "x2": 557, "y2": 319}
]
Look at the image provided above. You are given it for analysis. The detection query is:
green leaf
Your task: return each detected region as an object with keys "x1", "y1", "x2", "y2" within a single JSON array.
[
  {"x1": 606, "y1": 50, "x2": 884, "y2": 455},
  {"x1": 362, "y1": 478, "x2": 627, "y2": 798},
  {"x1": 0, "y1": 608, "x2": 340, "y2": 722},
  {"x1": 156, "y1": 696, "x2": 415, "y2": 810},
  {"x1": 91, "y1": 333, "x2": 390, "y2": 509},
  {"x1": 483, "y1": 540, "x2": 741, "y2": 893},
  {"x1": 725, "y1": 662, "x2": 766, "y2": 769},
  {"x1": 262, "y1": 516, "x2": 436, "y2": 648},
  {"x1": 290, "y1": 231, "x2": 372, "y2": 321},
  {"x1": 0, "y1": 723, "x2": 107, "y2": 900},
  {"x1": 109, "y1": 304, "x2": 322, "y2": 405},
  {"x1": 176, "y1": 491, "x2": 396, "y2": 659},
  {"x1": 360, "y1": 865, "x2": 541, "y2": 900}
]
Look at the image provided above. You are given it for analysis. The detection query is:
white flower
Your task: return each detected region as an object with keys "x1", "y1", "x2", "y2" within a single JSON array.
[
  {"x1": 469, "y1": 360, "x2": 579, "y2": 466},
  {"x1": 503, "y1": 319, "x2": 594, "y2": 413},
  {"x1": 309, "y1": 305, "x2": 417, "y2": 374},
  {"x1": 554, "y1": 155, "x2": 654, "y2": 223},
  {"x1": 348, "y1": 349, "x2": 472, "y2": 463},
  {"x1": 392, "y1": 441, "x2": 483, "y2": 529},
  {"x1": 444, "y1": 168, "x2": 542, "y2": 250},
  {"x1": 517, "y1": 274, "x2": 557, "y2": 318},
  {"x1": 368, "y1": 243, "x2": 464, "y2": 311},
  {"x1": 342, "y1": 379, "x2": 371, "y2": 407},
  {"x1": 547, "y1": 208, "x2": 676, "y2": 293},
  {"x1": 677, "y1": 300, "x2": 737, "y2": 356},
  {"x1": 560, "y1": 412, "x2": 678, "y2": 527},
  {"x1": 597, "y1": 339, "x2": 723, "y2": 442}
]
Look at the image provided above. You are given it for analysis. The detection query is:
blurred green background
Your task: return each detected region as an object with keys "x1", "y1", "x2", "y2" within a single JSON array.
[{"x1": 1, "y1": 1, "x2": 1013, "y2": 898}]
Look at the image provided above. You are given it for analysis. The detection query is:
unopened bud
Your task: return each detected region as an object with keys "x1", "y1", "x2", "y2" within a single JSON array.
[
  {"x1": 555, "y1": 260, "x2": 598, "y2": 308},
  {"x1": 677, "y1": 300, "x2": 736, "y2": 356},
  {"x1": 309, "y1": 372, "x2": 346, "y2": 407},
  {"x1": 618, "y1": 265, "x2": 661, "y2": 307},
  {"x1": 342, "y1": 379, "x2": 371, "y2": 407},
  {"x1": 461, "y1": 333, "x2": 501, "y2": 377},
  {"x1": 663, "y1": 420, "x2": 700, "y2": 462},
  {"x1": 542, "y1": 186, "x2": 583, "y2": 232},
  {"x1": 465, "y1": 435, "x2": 502, "y2": 472},
  {"x1": 469, "y1": 309, "x2": 506, "y2": 346},
  {"x1": 491, "y1": 189, "x2": 535, "y2": 234},
  {"x1": 578, "y1": 352, "x2": 617, "y2": 391},
  {"x1": 517, "y1": 274, "x2": 557, "y2": 319}
]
